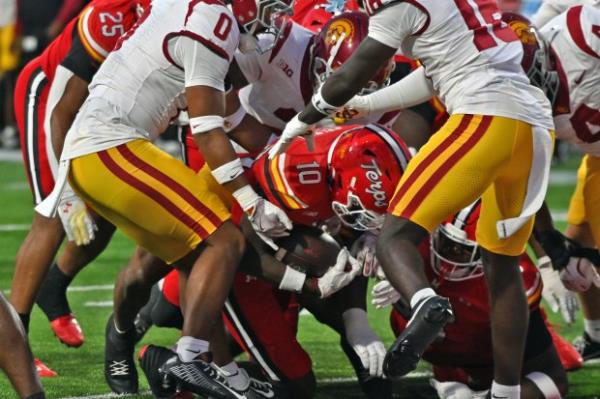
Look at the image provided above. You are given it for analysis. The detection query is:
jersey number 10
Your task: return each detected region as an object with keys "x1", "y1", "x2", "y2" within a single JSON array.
[{"x1": 454, "y1": 0, "x2": 518, "y2": 51}]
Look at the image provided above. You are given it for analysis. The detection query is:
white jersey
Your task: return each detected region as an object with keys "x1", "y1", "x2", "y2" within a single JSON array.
[
  {"x1": 541, "y1": 5, "x2": 600, "y2": 155},
  {"x1": 236, "y1": 20, "x2": 397, "y2": 132},
  {"x1": 367, "y1": 0, "x2": 553, "y2": 130},
  {"x1": 532, "y1": 0, "x2": 600, "y2": 27},
  {"x1": 62, "y1": 0, "x2": 239, "y2": 160}
]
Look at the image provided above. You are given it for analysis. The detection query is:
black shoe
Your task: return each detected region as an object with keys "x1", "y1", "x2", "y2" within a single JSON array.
[
  {"x1": 139, "y1": 344, "x2": 177, "y2": 398},
  {"x1": 383, "y1": 295, "x2": 454, "y2": 380},
  {"x1": 161, "y1": 354, "x2": 247, "y2": 399},
  {"x1": 247, "y1": 377, "x2": 277, "y2": 398},
  {"x1": 574, "y1": 332, "x2": 600, "y2": 362},
  {"x1": 134, "y1": 313, "x2": 153, "y2": 344},
  {"x1": 104, "y1": 314, "x2": 138, "y2": 393}
]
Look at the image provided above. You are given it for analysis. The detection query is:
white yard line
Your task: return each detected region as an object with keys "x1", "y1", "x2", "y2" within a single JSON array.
[{"x1": 83, "y1": 301, "x2": 113, "y2": 307}]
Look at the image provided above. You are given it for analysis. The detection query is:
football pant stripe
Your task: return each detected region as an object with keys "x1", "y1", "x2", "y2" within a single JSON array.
[
  {"x1": 399, "y1": 115, "x2": 491, "y2": 218},
  {"x1": 388, "y1": 114, "x2": 473, "y2": 211},
  {"x1": 98, "y1": 148, "x2": 213, "y2": 240},
  {"x1": 24, "y1": 67, "x2": 48, "y2": 205},
  {"x1": 117, "y1": 144, "x2": 224, "y2": 228}
]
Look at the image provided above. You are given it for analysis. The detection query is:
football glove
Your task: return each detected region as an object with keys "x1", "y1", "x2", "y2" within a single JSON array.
[
  {"x1": 58, "y1": 184, "x2": 97, "y2": 246},
  {"x1": 343, "y1": 308, "x2": 386, "y2": 377},
  {"x1": 351, "y1": 232, "x2": 380, "y2": 278},
  {"x1": 268, "y1": 114, "x2": 314, "y2": 158},
  {"x1": 560, "y1": 257, "x2": 600, "y2": 292},
  {"x1": 538, "y1": 258, "x2": 578, "y2": 324},
  {"x1": 315, "y1": 247, "x2": 361, "y2": 298},
  {"x1": 334, "y1": 95, "x2": 371, "y2": 121},
  {"x1": 371, "y1": 280, "x2": 401, "y2": 309},
  {"x1": 430, "y1": 379, "x2": 475, "y2": 399},
  {"x1": 235, "y1": 186, "x2": 292, "y2": 238}
]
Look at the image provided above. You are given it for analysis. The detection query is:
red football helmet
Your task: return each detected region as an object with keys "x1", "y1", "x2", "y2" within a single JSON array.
[
  {"x1": 230, "y1": 0, "x2": 292, "y2": 52},
  {"x1": 430, "y1": 200, "x2": 483, "y2": 281},
  {"x1": 502, "y1": 12, "x2": 562, "y2": 107},
  {"x1": 328, "y1": 124, "x2": 411, "y2": 231},
  {"x1": 311, "y1": 11, "x2": 395, "y2": 94}
]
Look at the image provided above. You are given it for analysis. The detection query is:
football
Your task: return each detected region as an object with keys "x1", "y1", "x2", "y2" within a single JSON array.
[{"x1": 275, "y1": 225, "x2": 341, "y2": 278}]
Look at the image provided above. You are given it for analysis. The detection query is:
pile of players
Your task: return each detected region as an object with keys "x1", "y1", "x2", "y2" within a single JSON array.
[{"x1": 2, "y1": 0, "x2": 600, "y2": 398}]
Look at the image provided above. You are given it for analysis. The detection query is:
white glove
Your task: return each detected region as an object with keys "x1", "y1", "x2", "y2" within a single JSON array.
[
  {"x1": 334, "y1": 95, "x2": 372, "y2": 121},
  {"x1": 430, "y1": 379, "x2": 474, "y2": 399},
  {"x1": 234, "y1": 186, "x2": 293, "y2": 238},
  {"x1": 538, "y1": 259, "x2": 579, "y2": 324},
  {"x1": 351, "y1": 232, "x2": 380, "y2": 277},
  {"x1": 268, "y1": 114, "x2": 314, "y2": 159},
  {"x1": 58, "y1": 184, "x2": 97, "y2": 246},
  {"x1": 316, "y1": 247, "x2": 361, "y2": 298},
  {"x1": 560, "y1": 257, "x2": 600, "y2": 292},
  {"x1": 371, "y1": 280, "x2": 401, "y2": 309},
  {"x1": 343, "y1": 308, "x2": 386, "y2": 377}
]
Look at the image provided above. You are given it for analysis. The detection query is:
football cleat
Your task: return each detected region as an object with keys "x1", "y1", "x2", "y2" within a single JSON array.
[
  {"x1": 50, "y1": 313, "x2": 84, "y2": 348},
  {"x1": 133, "y1": 313, "x2": 152, "y2": 344},
  {"x1": 139, "y1": 344, "x2": 177, "y2": 398},
  {"x1": 104, "y1": 314, "x2": 138, "y2": 394},
  {"x1": 383, "y1": 295, "x2": 454, "y2": 379},
  {"x1": 35, "y1": 358, "x2": 57, "y2": 378},
  {"x1": 161, "y1": 355, "x2": 249, "y2": 399},
  {"x1": 247, "y1": 377, "x2": 277, "y2": 398},
  {"x1": 573, "y1": 332, "x2": 600, "y2": 363}
]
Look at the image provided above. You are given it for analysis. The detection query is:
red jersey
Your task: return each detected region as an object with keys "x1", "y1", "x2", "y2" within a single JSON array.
[
  {"x1": 391, "y1": 240, "x2": 542, "y2": 368},
  {"x1": 252, "y1": 127, "x2": 346, "y2": 226},
  {"x1": 38, "y1": 0, "x2": 138, "y2": 81}
]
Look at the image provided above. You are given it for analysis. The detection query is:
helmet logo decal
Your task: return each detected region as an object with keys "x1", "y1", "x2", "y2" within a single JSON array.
[
  {"x1": 361, "y1": 159, "x2": 387, "y2": 207},
  {"x1": 325, "y1": 18, "x2": 354, "y2": 46}
]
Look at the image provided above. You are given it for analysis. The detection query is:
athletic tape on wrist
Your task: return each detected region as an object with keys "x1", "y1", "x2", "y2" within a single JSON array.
[
  {"x1": 232, "y1": 185, "x2": 260, "y2": 211},
  {"x1": 279, "y1": 265, "x2": 307, "y2": 293},
  {"x1": 190, "y1": 115, "x2": 224, "y2": 134},
  {"x1": 525, "y1": 372, "x2": 562, "y2": 399},
  {"x1": 211, "y1": 158, "x2": 244, "y2": 184},
  {"x1": 224, "y1": 106, "x2": 246, "y2": 133},
  {"x1": 311, "y1": 86, "x2": 338, "y2": 116},
  {"x1": 537, "y1": 255, "x2": 552, "y2": 268}
]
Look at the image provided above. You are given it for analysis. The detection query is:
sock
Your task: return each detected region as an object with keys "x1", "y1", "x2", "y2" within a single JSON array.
[
  {"x1": 25, "y1": 393, "x2": 46, "y2": 399},
  {"x1": 176, "y1": 336, "x2": 209, "y2": 362},
  {"x1": 584, "y1": 319, "x2": 600, "y2": 342},
  {"x1": 410, "y1": 288, "x2": 436, "y2": 309},
  {"x1": 35, "y1": 262, "x2": 73, "y2": 320},
  {"x1": 215, "y1": 361, "x2": 249, "y2": 390},
  {"x1": 18, "y1": 312, "x2": 30, "y2": 333},
  {"x1": 491, "y1": 381, "x2": 520, "y2": 399}
]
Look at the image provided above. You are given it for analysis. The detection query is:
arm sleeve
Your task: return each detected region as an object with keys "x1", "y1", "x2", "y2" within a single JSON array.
[
  {"x1": 368, "y1": 2, "x2": 428, "y2": 49},
  {"x1": 234, "y1": 49, "x2": 263, "y2": 84},
  {"x1": 173, "y1": 35, "x2": 232, "y2": 90},
  {"x1": 61, "y1": 30, "x2": 98, "y2": 82},
  {"x1": 364, "y1": 66, "x2": 434, "y2": 113}
]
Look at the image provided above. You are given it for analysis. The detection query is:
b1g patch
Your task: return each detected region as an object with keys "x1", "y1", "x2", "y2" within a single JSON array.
[{"x1": 325, "y1": 18, "x2": 354, "y2": 46}]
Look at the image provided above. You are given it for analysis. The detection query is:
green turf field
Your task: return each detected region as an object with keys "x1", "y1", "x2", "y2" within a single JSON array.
[{"x1": 1, "y1": 158, "x2": 599, "y2": 398}]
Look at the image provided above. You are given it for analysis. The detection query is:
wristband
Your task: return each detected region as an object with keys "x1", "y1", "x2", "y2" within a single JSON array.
[
  {"x1": 279, "y1": 265, "x2": 307, "y2": 293},
  {"x1": 211, "y1": 158, "x2": 244, "y2": 184},
  {"x1": 536, "y1": 255, "x2": 552, "y2": 268},
  {"x1": 232, "y1": 185, "x2": 260, "y2": 212},
  {"x1": 311, "y1": 86, "x2": 338, "y2": 116},
  {"x1": 190, "y1": 115, "x2": 224, "y2": 134}
]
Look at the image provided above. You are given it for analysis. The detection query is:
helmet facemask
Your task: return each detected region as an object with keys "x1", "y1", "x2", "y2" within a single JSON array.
[
  {"x1": 332, "y1": 192, "x2": 384, "y2": 231},
  {"x1": 430, "y1": 223, "x2": 483, "y2": 281},
  {"x1": 526, "y1": 30, "x2": 560, "y2": 107},
  {"x1": 237, "y1": 0, "x2": 292, "y2": 53}
]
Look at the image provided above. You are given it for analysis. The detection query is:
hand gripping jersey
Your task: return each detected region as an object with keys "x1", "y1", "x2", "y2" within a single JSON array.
[
  {"x1": 541, "y1": 5, "x2": 600, "y2": 155},
  {"x1": 235, "y1": 18, "x2": 396, "y2": 132},
  {"x1": 62, "y1": 0, "x2": 240, "y2": 160},
  {"x1": 366, "y1": 0, "x2": 553, "y2": 130}
]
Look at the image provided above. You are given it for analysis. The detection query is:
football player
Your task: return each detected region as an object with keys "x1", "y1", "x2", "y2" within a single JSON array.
[
  {"x1": 521, "y1": 5, "x2": 600, "y2": 362},
  {"x1": 269, "y1": 1, "x2": 557, "y2": 398},
  {"x1": 372, "y1": 201, "x2": 571, "y2": 399},
  {"x1": 139, "y1": 123, "x2": 410, "y2": 399},
  {"x1": 0, "y1": 292, "x2": 45, "y2": 399},
  {"x1": 531, "y1": 0, "x2": 600, "y2": 27},
  {"x1": 11, "y1": 0, "x2": 143, "y2": 376},
  {"x1": 35, "y1": 0, "x2": 294, "y2": 396}
]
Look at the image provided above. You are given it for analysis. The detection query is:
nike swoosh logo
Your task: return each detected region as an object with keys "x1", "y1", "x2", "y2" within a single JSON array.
[{"x1": 575, "y1": 71, "x2": 586, "y2": 85}]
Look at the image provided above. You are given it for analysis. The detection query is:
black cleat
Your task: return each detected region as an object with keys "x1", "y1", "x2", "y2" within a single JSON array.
[
  {"x1": 104, "y1": 314, "x2": 138, "y2": 394},
  {"x1": 247, "y1": 377, "x2": 277, "y2": 398},
  {"x1": 383, "y1": 295, "x2": 454, "y2": 379},
  {"x1": 139, "y1": 344, "x2": 177, "y2": 398},
  {"x1": 161, "y1": 354, "x2": 248, "y2": 399},
  {"x1": 574, "y1": 332, "x2": 600, "y2": 362}
]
